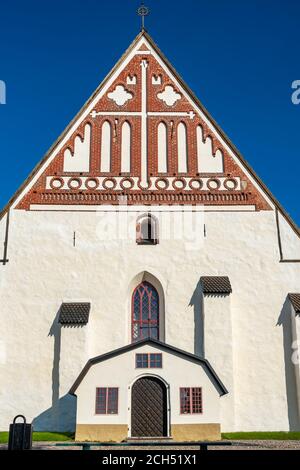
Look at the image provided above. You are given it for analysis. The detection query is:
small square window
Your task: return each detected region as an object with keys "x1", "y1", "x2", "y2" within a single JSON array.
[
  {"x1": 136, "y1": 353, "x2": 149, "y2": 368},
  {"x1": 150, "y1": 353, "x2": 162, "y2": 368}
]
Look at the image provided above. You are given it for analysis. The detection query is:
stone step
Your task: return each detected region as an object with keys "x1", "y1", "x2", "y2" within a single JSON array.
[{"x1": 126, "y1": 437, "x2": 173, "y2": 443}]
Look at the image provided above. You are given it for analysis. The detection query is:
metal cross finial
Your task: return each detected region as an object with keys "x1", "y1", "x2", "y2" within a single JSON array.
[{"x1": 137, "y1": 2, "x2": 150, "y2": 30}]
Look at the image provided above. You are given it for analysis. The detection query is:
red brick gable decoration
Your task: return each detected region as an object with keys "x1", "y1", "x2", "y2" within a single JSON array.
[{"x1": 16, "y1": 32, "x2": 270, "y2": 211}]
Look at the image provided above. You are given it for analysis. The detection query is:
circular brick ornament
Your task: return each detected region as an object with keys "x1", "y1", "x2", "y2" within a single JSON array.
[
  {"x1": 68, "y1": 178, "x2": 82, "y2": 190},
  {"x1": 189, "y1": 178, "x2": 203, "y2": 190},
  {"x1": 50, "y1": 177, "x2": 64, "y2": 190},
  {"x1": 172, "y1": 178, "x2": 186, "y2": 190},
  {"x1": 224, "y1": 178, "x2": 238, "y2": 190},
  {"x1": 207, "y1": 178, "x2": 221, "y2": 190},
  {"x1": 85, "y1": 178, "x2": 99, "y2": 190},
  {"x1": 155, "y1": 178, "x2": 169, "y2": 190},
  {"x1": 120, "y1": 177, "x2": 134, "y2": 190},
  {"x1": 102, "y1": 177, "x2": 117, "y2": 190}
]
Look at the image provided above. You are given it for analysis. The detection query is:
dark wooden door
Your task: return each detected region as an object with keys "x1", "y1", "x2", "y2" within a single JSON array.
[{"x1": 131, "y1": 377, "x2": 167, "y2": 437}]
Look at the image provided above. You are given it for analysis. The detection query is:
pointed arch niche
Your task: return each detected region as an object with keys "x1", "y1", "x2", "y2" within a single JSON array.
[
  {"x1": 177, "y1": 122, "x2": 188, "y2": 173},
  {"x1": 100, "y1": 120, "x2": 112, "y2": 172},
  {"x1": 196, "y1": 125, "x2": 223, "y2": 173},
  {"x1": 157, "y1": 122, "x2": 168, "y2": 173},
  {"x1": 63, "y1": 123, "x2": 91, "y2": 172},
  {"x1": 127, "y1": 272, "x2": 165, "y2": 344},
  {"x1": 121, "y1": 121, "x2": 131, "y2": 173}
]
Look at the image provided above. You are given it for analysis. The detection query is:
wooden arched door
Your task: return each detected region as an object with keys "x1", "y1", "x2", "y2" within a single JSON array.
[{"x1": 131, "y1": 377, "x2": 168, "y2": 437}]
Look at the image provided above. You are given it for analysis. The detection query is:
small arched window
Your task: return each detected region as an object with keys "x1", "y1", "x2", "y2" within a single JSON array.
[
  {"x1": 132, "y1": 281, "x2": 159, "y2": 342},
  {"x1": 136, "y1": 214, "x2": 158, "y2": 245}
]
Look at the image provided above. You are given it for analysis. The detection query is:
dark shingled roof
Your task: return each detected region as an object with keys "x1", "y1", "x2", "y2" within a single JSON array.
[
  {"x1": 58, "y1": 303, "x2": 90, "y2": 325},
  {"x1": 289, "y1": 294, "x2": 300, "y2": 314},
  {"x1": 200, "y1": 276, "x2": 232, "y2": 295}
]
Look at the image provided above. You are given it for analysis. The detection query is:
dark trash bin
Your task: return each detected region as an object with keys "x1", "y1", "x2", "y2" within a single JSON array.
[{"x1": 8, "y1": 415, "x2": 32, "y2": 450}]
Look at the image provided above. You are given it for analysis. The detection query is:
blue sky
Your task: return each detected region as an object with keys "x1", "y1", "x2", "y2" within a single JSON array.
[{"x1": 0, "y1": 0, "x2": 299, "y2": 225}]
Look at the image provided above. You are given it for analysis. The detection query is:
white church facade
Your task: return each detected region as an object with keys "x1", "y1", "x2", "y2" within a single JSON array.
[{"x1": 0, "y1": 31, "x2": 300, "y2": 441}]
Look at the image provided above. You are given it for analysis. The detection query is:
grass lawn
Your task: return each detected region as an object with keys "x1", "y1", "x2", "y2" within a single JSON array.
[
  {"x1": 0, "y1": 432, "x2": 74, "y2": 444},
  {"x1": 2, "y1": 431, "x2": 300, "y2": 443},
  {"x1": 222, "y1": 432, "x2": 300, "y2": 440}
]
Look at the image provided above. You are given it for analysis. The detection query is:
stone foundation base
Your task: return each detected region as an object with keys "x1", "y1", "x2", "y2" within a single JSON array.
[
  {"x1": 75, "y1": 424, "x2": 128, "y2": 442},
  {"x1": 171, "y1": 423, "x2": 221, "y2": 441},
  {"x1": 76, "y1": 423, "x2": 221, "y2": 442}
]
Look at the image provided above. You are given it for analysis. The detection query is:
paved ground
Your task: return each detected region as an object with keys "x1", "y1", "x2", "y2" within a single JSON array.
[{"x1": 2, "y1": 440, "x2": 300, "y2": 450}]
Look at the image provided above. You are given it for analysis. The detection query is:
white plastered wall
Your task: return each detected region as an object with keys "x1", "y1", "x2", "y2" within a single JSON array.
[
  {"x1": 204, "y1": 295, "x2": 235, "y2": 430},
  {"x1": 0, "y1": 207, "x2": 299, "y2": 432},
  {"x1": 290, "y1": 304, "x2": 300, "y2": 420},
  {"x1": 278, "y1": 212, "x2": 300, "y2": 260},
  {"x1": 0, "y1": 212, "x2": 8, "y2": 264}
]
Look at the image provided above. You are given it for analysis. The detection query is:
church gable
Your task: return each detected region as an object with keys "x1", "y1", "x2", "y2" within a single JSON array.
[{"x1": 13, "y1": 32, "x2": 271, "y2": 211}]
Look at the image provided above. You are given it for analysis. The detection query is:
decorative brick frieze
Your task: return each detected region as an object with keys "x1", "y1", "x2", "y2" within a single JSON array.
[{"x1": 16, "y1": 37, "x2": 271, "y2": 211}]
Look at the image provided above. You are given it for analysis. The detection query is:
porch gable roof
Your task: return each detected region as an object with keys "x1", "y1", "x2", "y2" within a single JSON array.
[{"x1": 69, "y1": 338, "x2": 228, "y2": 396}]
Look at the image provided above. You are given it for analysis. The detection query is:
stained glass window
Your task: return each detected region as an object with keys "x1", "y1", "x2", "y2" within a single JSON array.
[{"x1": 132, "y1": 282, "x2": 159, "y2": 342}]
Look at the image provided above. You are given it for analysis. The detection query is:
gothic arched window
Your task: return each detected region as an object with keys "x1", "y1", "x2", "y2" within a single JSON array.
[
  {"x1": 132, "y1": 282, "x2": 159, "y2": 342},
  {"x1": 136, "y1": 214, "x2": 158, "y2": 245}
]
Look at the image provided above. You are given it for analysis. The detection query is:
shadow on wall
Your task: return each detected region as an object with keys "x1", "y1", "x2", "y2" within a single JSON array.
[
  {"x1": 32, "y1": 310, "x2": 77, "y2": 432},
  {"x1": 189, "y1": 280, "x2": 204, "y2": 357},
  {"x1": 32, "y1": 394, "x2": 76, "y2": 432},
  {"x1": 277, "y1": 297, "x2": 300, "y2": 431}
]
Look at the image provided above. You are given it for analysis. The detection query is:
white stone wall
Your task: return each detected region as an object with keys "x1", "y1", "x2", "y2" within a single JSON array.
[
  {"x1": 204, "y1": 295, "x2": 236, "y2": 430},
  {"x1": 290, "y1": 303, "x2": 300, "y2": 421},
  {"x1": 0, "y1": 212, "x2": 8, "y2": 264},
  {"x1": 75, "y1": 343, "x2": 221, "y2": 436},
  {"x1": 0, "y1": 207, "x2": 299, "y2": 432},
  {"x1": 278, "y1": 212, "x2": 300, "y2": 260}
]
